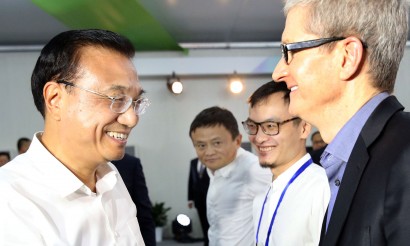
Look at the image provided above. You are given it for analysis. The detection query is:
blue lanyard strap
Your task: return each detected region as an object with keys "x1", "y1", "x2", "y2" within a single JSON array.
[{"x1": 256, "y1": 158, "x2": 313, "y2": 246}]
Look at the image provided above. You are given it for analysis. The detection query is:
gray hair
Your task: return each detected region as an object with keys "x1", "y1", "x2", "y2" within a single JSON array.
[{"x1": 283, "y1": 0, "x2": 409, "y2": 93}]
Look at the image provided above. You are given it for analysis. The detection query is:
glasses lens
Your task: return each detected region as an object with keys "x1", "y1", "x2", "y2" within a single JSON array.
[
  {"x1": 243, "y1": 121, "x2": 257, "y2": 135},
  {"x1": 111, "y1": 95, "x2": 132, "y2": 113},
  {"x1": 281, "y1": 44, "x2": 288, "y2": 64},
  {"x1": 261, "y1": 122, "x2": 279, "y2": 135},
  {"x1": 134, "y1": 98, "x2": 150, "y2": 115}
]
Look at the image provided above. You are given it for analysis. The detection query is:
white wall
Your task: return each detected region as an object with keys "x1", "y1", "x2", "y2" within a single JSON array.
[
  {"x1": 1, "y1": 47, "x2": 410, "y2": 238},
  {"x1": 133, "y1": 75, "x2": 269, "y2": 237}
]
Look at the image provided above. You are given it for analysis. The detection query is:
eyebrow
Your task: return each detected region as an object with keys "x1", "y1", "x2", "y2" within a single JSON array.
[
  {"x1": 247, "y1": 117, "x2": 280, "y2": 123},
  {"x1": 106, "y1": 84, "x2": 145, "y2": 97},
  {"x1": 194, "y1": 137, "x2": 222, "y2": 144}
]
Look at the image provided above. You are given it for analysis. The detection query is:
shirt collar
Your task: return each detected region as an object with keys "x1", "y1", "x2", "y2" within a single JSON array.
[
  {"x1": 96, "y1": 163, "x2": 118, "y2": 195},
  {"x1": 272, "y1": 153, "x2": 311, "y2": 187},
  {"x1": 210, "y1": 147, "x2": 245, "y2": 178},
  {"x1": 27, "y1": 132, "x2": 117, "y2": 198},
  {"x1": 325, "y1": 92, "x2": 388, "y2": 163}
]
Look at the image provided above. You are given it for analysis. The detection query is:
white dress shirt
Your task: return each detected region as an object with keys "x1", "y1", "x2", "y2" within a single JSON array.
[
  {"x1": 253, "y1": 154, "x2": 330, "y2": 246},
  {"x1": 207, "y1": 147, "x2": 271, "y2": 246},
  {"x1": 0, "y1": 132, "x2": 145, "y2": 246}
]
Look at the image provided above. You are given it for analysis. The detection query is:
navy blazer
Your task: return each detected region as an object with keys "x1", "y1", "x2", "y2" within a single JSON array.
[
  {"x1": 188, "y1": 158, "x2": 210, "y2": 205},
  {"x1": 112, "y1": 154, "x2": 156, "y2": 246},
  {"x1": 320, "y1": 96, "x2": 410, "y2": 246}
]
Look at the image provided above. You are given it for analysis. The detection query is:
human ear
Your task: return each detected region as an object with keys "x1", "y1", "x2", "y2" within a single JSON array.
[
  {"x1": 235, "y1": 134, "x2": 243, "y2": 147},
  {"x1": 43, "y1": 81, "x2": 63, "y2": 121},
  {"x1": 300, "y1": 121, "x2": 312, "y2": 140},
  {"x1": 339, "y1": 37, "x2": 365, "y2": 80}
]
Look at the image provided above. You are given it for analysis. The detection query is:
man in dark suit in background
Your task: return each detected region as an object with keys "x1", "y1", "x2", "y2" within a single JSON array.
[
  {"x1": 272, "y1": 0, "x2": 410, "y2": 245},
  {"x1": 112, "y1": 154, "x2": 156, "y2": 246},
  {"x1": 188, "y1": 158, "x2": 210, "y2": 246},
  {"x1": 309, "y1": 131, "x2": 327, "y2": 165}
]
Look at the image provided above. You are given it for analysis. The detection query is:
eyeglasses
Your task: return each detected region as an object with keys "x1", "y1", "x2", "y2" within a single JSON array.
[
  {"x1": 57, "y1": 80, "x2": 150, "y2": 115},
  {"x1": 281, "y1": 37, "x2": 345, "y2": 64},
  {"x1": 242, "y1": 117, "x2": 300, "y2": 136}
]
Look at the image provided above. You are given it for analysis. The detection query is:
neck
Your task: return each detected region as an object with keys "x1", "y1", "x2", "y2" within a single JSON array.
[
  {"x1": 271, "y1": 151, "x2": 307, "y2": 181},
  {"x1": 40, "y1": 131, "x2": 99, "y2": 192},
  {"x1": 313, "y1": 81, "x2": 381, "y2": 143}
]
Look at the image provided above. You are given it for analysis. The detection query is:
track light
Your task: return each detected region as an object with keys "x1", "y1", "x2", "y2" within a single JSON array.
[
  {"x1": 167, "y1": 72, "x2": 183, "y2": 94},
  {"x1": 229, "y1": 71, "x2": 244, "y2": 94},
  {"x1": 172, "y1": 214, "x2": 193, "y2": 242}
]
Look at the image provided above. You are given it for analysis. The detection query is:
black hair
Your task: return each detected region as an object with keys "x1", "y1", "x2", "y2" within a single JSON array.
[
  {"x1": 31, "y1": 29, "x2": 135, "y2": 118},
  {"x1": 189, "y1": 106, "x2": 239, "y2": 140},
  {"x1": 248, "y1": 81, "x2": 290, "y2": 107}
]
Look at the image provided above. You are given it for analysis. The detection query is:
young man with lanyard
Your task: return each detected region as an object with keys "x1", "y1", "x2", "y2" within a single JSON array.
[{"x1": 242, "y1": 81, "x2": 330, "y2": 245}]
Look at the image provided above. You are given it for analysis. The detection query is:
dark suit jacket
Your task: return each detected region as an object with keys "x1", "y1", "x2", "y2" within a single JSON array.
[
  {"x1": 188, "y1": 158, "x2": 210, "y2": 241},
  {"x1": 112, "y1": 154, "x2": 156, "y2": 246},
  {"x1": 320, "y1": 96, "x2": 410, "y2": 246},
  {"x1": 188, "y1": 158, "x2": 210, "y2": 207}
]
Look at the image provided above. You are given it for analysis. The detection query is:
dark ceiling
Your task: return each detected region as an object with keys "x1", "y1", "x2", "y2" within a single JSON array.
[
  {"x1": 0, "y1": 0, "x2": 286, "y2": 51},
  {"x1": 1, "y1": 0, "x2": 409, "y2": 51}
]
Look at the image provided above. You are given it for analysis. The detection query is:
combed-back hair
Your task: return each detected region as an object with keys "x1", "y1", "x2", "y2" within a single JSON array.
[{"x1": 31, "y1": 29, "x2": 135, "y2": 118}]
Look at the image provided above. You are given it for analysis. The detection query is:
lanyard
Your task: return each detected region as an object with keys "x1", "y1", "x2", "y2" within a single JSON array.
[{"x1": 256, "y1": 158, "x2": 313, "y2": 246}]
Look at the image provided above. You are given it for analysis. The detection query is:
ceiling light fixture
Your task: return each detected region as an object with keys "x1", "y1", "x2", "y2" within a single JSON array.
[
  {"x1": 229, "y1": 71, "x2": 244, "y2": 94},
  {"x1": 167, "y1": 72, "x2": 183, "y2": 94}
]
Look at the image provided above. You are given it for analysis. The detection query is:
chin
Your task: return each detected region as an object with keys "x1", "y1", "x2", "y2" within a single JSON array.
[
  {"x1": 260, "y1": 162, "x2": 273, "y2": 168},
  {"x1": 288, "y1": 105, "x2": 300, "y2": 117},
  {"x1": 108, "y1": 150, "x2": 126, "y2": 161}
]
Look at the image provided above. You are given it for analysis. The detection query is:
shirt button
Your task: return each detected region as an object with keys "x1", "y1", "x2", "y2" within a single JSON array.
[{"x1": 335, "y1": 179, "x2": 341, "y2": 186}]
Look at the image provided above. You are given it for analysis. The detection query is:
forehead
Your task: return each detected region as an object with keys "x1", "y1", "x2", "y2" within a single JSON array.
[
  {"x1": 77, "y1": 46, "x2": 141, "y2": 94},
  {"x1": 191, "y1": 124, "x2": 232, "y2": 141},
  {"x1": 249, "y1": 93, "x2": 291, "y2": 121},
  {"x1": 282, "y1": 6, "x2": 318, "y2": 43}
]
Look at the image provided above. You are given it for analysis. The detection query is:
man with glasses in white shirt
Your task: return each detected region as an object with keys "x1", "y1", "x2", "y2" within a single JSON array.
[
  {"x1": 0, "y1": 29, "x2": 150, "y2": 245},
  {"x1": 243, "y1": 81, "x2": 329, "y2": 246}
]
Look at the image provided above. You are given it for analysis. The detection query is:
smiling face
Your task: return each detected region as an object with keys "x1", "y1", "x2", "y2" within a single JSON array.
[
  {"x1": 248, "y1": 92, "x2": 310, "y2": 176},
  {"x1": 44, "y1": 46, "x2": 142, "y2": 166},
  {"x1": 272, "y1": 5, "x2": 343, "y2": 127},
  {"x1": 190, "y1": 124, "x2": 241, "y2": 172}
]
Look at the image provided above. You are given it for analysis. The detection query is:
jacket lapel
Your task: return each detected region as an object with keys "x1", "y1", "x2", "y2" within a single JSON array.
[
  {"x1": 322, "y1": 96, "x2": 404, "y2": 245},
  {"x1": 324, "y1": 136, "x2": 368, "y2": 245}
]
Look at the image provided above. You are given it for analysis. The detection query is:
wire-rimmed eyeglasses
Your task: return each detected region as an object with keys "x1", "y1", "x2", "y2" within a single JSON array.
[
  {"x1": 242, "y1": 117, "x2": 300, "y2": 136},
  {"x1": 57, "y1": 80, "x2": 150, "y2": 115},
  {"x1": 281, "y1": 37, "x2": 345, "y2": 64}
]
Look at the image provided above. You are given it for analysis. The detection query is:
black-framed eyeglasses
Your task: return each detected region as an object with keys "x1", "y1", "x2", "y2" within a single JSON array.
[
  {"x1": 281, "y1": 37, "x2": 345, "y2": 64},
  {"x1": 242, "y1": 117, "x2": 300, "y2": 136},
  {"x1": 57, "y1": 80, "x2": 150, "y2": 115}
]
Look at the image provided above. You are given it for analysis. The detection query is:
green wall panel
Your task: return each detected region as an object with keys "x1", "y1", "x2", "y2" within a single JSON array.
[{"x1": 32, "y1": 0, "x2": 182, "y2": 51}]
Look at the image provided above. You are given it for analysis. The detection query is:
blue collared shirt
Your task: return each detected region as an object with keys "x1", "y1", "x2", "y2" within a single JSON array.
[{"x1": 321, "y1": 92, "x2": 389, "y2": 231}]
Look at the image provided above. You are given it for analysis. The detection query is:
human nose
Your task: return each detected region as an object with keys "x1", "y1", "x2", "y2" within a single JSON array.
[
  {"x1": 204, "y1": 145, "x2": 216, "y2": 155},
  {"x1": 117, "y1": 105, "x2": 139, "y2": 128},
  {"x1": 272, "y1": 58, "x2": 288, "y2": 82},
  {"x1": 254, "y1": 125, "x2": 268, "y2": 143}
]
